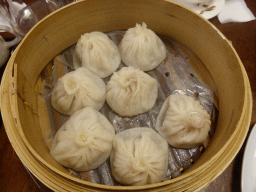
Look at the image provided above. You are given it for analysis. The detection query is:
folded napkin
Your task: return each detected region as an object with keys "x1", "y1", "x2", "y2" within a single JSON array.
[
  {"x1": 218, "y1": 0, "x2": 256, "y2": 23},
  {"x1": 0, "y1": 11, "x2": 11, "y2": 29}
]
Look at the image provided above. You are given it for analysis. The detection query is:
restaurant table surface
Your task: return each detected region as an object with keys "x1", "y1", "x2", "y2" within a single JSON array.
[{"x1": 0, "y1": 1, "x2": 256, "y2": 191}]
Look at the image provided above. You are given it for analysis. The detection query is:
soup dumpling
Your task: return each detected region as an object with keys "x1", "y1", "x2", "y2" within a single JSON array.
[
  {"x1": 50, "y1": 107, "x2": 115, "y2": 171},
  {"x1": 156, "y1": 94, "x2": 211, "y2": 149},
  {"x1": 110, "y1": 127, "x2": 169, "y2": 186},
  {"x1": 51, "y1": 67, "x2": 106, "y2": 115},
  {"x1": 106, "y1": 66, "x2": 158, "y2": 116},
  {"x1": 119, "y1": 22, "x2": 166, "y2": 71},
  {"x1": 74, "y1": 31, "x2": 121, "y2": 78}
]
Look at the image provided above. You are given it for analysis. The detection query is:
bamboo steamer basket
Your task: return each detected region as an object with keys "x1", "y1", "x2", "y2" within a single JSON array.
[{"x1": 1, "y1": 0, "x2": 252, "y2": 191}]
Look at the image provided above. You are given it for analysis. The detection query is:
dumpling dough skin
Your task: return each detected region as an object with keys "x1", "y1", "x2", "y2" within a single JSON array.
[
  {"x1": 156, "y1": 94, "x2": 211, "y2": 149},
  {"x1": 110, "y1": 128, "x2": 169, "y2": 186},
  {"x1": 51, "y1": 67, "x2": 106, "y2": 115},
  {"x1": 106, "y1": 66, "x2": 158, "y2": 116},
  {"x1": 119, "y1": 22, "x2": 166, "y2": 71},
  {"x1": 74, "y1": 31, "x2": 121, "y2": 78},
  {"x1": 50, "y1": 107, "x2": 115, "y2": 172}
]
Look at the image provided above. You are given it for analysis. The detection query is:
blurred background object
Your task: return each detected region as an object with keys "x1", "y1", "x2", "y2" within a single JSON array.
[
  {"x1": 0, "y1": 25, "x2": 20, "y2": 67},
  {"x1": 0, "y1": 0, "x2": 77, "y2": 38},
  {"x1": 0, "y1": 0, "x2": 77, "y2": 68}
]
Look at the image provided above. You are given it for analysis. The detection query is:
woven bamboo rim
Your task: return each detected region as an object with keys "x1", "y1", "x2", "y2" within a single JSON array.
[{"x1": 1, "y1": 0, "x2": 252, "y2": 191}]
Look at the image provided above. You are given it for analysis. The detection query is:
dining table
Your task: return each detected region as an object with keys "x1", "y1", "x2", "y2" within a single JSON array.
[{"x1": 0, "y1": 0, "x2": 256, "y2": 191}]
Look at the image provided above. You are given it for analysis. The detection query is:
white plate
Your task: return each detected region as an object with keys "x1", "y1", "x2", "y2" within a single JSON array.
[
  {"x1": 242, "y1": 123, "x2": 256, "y2": 192},
  {"x1": 170, "y1": 0, "x2": 225, "y2": 20}
]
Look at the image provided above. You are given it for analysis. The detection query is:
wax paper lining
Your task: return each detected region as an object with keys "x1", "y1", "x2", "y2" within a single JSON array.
[{"x1": 38, "y1": 31, "x2": 218, "y2": 185}]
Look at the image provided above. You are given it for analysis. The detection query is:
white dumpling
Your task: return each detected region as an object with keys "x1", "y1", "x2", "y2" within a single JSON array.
[
  {"x1": 106, "y1": 66, "x2": 158, "y2": 116},
  {"x1": 110, "y1": 128, "x2": 169, "y2": 186},
  {"x1": 74, "y1": 31, "x2": 121, "y2": 78},
  {"x1": 50, "y1": 107, "x2": 115, "y2": 171},
  {"x1": 51, "y1": 67, "x2": 106, "y2": 115},
  {"x1": 156, "y1": 94, "x2": 211, "y2": 149},
  {"x1": 119, "y1": 22, "x2": 166, "y2": 71}
]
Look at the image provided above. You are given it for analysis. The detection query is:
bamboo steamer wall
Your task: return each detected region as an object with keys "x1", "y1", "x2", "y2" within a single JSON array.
[{"x1": 1, "y1": 0, "x2": 252, "y2": 191}]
